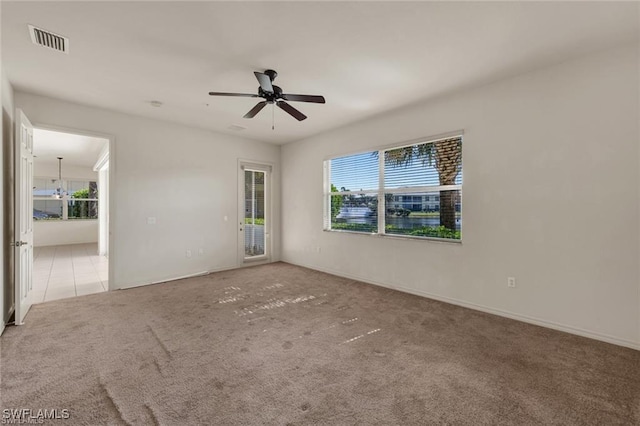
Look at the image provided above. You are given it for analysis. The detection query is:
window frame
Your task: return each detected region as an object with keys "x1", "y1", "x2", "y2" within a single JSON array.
[
  {"x1": 33, "y1": 176, "x2": 99, "y2": 221},
  {"x1": 323, "y1": 131, "x2": 463, "y2": 243}
]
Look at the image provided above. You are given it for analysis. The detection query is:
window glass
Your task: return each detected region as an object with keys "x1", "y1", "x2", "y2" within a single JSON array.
[
  {"x1": 330, "y1": 151, "x2": 379, "y2": 192},
  {"x1": 33, "y1": 200, "x2": 63, "y2": 220},
  {"x1": 33, "y1": 177, "x2": 99, "y2": 220}
]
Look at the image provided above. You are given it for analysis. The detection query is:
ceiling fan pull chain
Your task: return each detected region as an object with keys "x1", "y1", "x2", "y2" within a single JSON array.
[{"x1": 272, "y1": 103, "x2": 275, "y2": 130}]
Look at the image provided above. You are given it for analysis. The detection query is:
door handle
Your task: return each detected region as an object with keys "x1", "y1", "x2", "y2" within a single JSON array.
[{"x1": 13, "y1": 241, "x2": 27, "y2": 247}]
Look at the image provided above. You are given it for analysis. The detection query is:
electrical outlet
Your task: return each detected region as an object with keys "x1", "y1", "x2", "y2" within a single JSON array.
[
  {"x1": 186, "y1": 250, "x2": 192, "y2": 258},
  {"x1": 198, "y1": 248, "x2": 204, "y2": 255},
  {"x1": 507, "y1": 277, "x2": 516, "y2": 288}
]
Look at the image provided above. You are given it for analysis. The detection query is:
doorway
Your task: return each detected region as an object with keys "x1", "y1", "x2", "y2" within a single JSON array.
[
  {"x1": 30, "y1": 127, "x2": 110, "y2": 303},
  {"x1": 239, "y1": 162, "x2": 271, "y2": 264}
]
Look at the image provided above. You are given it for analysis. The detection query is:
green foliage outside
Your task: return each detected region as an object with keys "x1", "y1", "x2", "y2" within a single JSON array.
[
  {"x1": 70, "y1": 188, "x2": 97, "y2": 219},
  {"x1": 331, "y1": 222, "x2": 460, "y2": 240},
  {"x1": 386, "y1": 224, "x2": 460, "y2": 239},
  {"x1": 72, "y1": 189, "x2": 90, "y2": 199},
  {"x1": 330, "y1": 184, "x2": 343, "y2": 220},
  {"x1": 331, "y1": 222, "x2": 377, "y2": 233},
  {"x1": 245, "y1": 218, "x2": 265, "y2": 225}
]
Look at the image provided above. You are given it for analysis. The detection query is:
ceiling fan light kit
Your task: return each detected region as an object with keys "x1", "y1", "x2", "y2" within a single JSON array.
[
  {"x1": 53, "y1": 156, "x2": 66, "y2": 199},
  {"x1": 208, "y1": 69, "x2": 325, "y2": 125}
]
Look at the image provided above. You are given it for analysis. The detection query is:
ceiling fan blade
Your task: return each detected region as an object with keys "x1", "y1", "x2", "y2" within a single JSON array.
[
  {"x1": 243, "y1": 101, "x2": 268, "y2": 119},
  {"x1": 208, "y1": 92, "x2": 258, "y2": 97},
  {"x1": 281, "y1": 94, "x2": 326, "y2": 104},
  {"x1": 254, "y1": 72, "x2": 274, "y2": 93},
  {"x1": 277, "y1": 101, "x2": 307, "y2": 121}
]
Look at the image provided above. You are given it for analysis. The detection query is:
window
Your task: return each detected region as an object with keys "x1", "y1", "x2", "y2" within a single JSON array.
[
  {"x1": 324, "y1": 151, "x2": 379, "y2": 233},
  {"x1": 324, "y1": 135, "x2": 462, "y2": 241},
  {"x1": 33, "y1": 177, "x2": 98, "y2": 220}
]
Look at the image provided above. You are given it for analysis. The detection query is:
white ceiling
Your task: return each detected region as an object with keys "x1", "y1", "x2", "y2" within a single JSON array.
[
  {"x1": 2, "y1": 1, "x2": 638, "y2": 145},
  {"x1": 33, "y1": 128, "x2": 107, "y2": 168}
]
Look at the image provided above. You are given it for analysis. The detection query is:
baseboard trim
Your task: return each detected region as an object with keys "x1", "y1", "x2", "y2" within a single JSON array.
[
  {"x1": 117, "y1": 269, "x2": 222, "y2": 290},
  {"x1": 34, "y1": 241, "x2": 99, "y2": 247},
  {"x1": 283, "y1": 259, "x2": 640, "y2": 351},
  {"x1": 115, "y1": 262, "x2": 266, "y2": 290},
  {"x1": 150, "y1": 270, "x2": 210, "y2": 285}
]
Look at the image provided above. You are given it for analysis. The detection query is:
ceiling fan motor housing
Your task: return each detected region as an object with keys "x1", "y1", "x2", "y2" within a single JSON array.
[{"x1": 264, "y1": 69, "x2": 278, "y2": 82}]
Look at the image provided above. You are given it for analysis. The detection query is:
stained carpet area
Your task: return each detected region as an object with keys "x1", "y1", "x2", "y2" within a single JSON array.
[{"x1": 1, "y1": 262, "x2": 638, "y2": 425}]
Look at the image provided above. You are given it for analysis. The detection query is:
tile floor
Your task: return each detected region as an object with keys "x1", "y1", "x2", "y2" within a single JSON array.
[{"x1": 32, "y1": 243, "x2": 108, "y2": 303}]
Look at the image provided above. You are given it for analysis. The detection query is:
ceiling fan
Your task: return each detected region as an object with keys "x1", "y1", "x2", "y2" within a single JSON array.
[{"x1": 208, "y1": 69, "x2": 325, "y2": 122}]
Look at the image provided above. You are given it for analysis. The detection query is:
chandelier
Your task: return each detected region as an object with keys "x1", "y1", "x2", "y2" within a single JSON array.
[{"x1": 53, "y1": 157, "x2": 66, "y2": 199}]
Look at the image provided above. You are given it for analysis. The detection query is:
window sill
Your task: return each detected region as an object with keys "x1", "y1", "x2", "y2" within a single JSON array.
[
  {"x1": 243, "y1": 256, "x2": 271, "y2": 265},
  {"x1": 34, "y1": 219, "x2": 99, "y2": 222},
  {"x1": 323, "y1": 229, "x2": 461, "y2": 244}
]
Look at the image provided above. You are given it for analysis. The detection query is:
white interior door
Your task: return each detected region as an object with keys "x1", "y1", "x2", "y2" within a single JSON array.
[
  {"x1": 238, "y1": 162, "x2": 271, "y2": 263},
  {"x1": 15, "y1": 109, "x2": 34, "y2": 325}
]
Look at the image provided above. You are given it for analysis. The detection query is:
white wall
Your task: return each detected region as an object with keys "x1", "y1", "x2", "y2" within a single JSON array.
[
  {"x1": 15, "y1": 92, "x2": 281, "y2": 289},
  {"x1": 1, "y1": 68, "x2": 15, "y2": 334},
  {"x1": 281, "y1": 45, "x2": 640, "y2": 349},
  {"x1": 34, "y1": 162, "x2": 98, "y2": 181},
  {"x1": 34, "y1": 220, "x2": 98, "y2": 247}
]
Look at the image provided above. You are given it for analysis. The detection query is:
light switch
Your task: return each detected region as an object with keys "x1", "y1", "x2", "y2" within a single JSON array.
[{"x1": 147, "y1": 217, "x2": 156, "y2": 225}]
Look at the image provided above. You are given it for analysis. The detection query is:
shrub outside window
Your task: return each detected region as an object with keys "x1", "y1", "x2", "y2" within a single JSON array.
[{"x1": 324, "y1": 135, "x2": 462, "y2": 241}]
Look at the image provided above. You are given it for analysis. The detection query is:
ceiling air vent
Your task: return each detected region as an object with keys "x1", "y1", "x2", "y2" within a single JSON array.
[{"x1": 28, "y1": 25, "x2": 69, "y2": 54}]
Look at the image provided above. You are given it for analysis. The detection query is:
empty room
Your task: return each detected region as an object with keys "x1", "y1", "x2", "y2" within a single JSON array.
[{"x1": 1, "y1": 1, "x2": 639, "y2": 425}]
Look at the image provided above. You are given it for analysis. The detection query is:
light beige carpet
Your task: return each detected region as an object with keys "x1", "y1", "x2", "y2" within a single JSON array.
[{"x1": 1, "y1": 262, "x2": 638, "y2": 425}]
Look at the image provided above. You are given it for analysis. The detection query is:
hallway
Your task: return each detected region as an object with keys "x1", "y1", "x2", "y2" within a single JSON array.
[{"x1": 32, "y1": 243, "x2": 108, "y2": 303}]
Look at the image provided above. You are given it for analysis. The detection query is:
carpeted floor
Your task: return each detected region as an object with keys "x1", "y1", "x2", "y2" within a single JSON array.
[{"x1": 1, "y1": 262, "x2": 638, "y2": 425}]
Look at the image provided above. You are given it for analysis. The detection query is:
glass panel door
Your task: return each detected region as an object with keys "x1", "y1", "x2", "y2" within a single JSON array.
[{"x1": 244, "y1": 169, "x2": 266, "y2": 259}]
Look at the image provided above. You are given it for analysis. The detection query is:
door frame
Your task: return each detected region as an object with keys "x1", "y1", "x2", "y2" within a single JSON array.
[
  {"x1": 29, "y1": 123, "x2": 116, "y2": 291},
  {"x1": 238, "y1": 159, "x2": 273, "y2": 266},
  {"x1": 93, "y1": 146, "x2": 109, "y2": 257}
]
